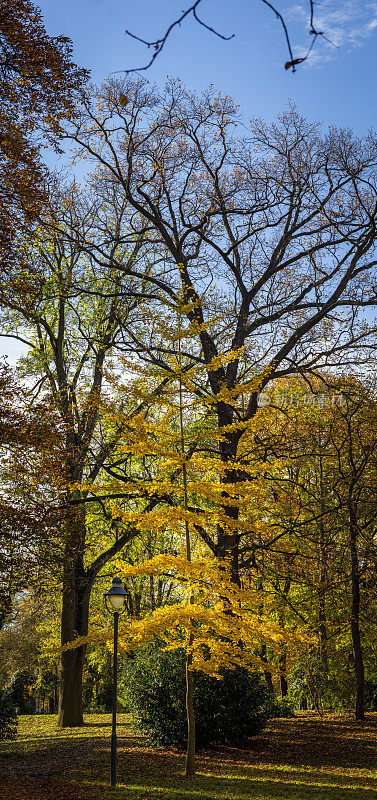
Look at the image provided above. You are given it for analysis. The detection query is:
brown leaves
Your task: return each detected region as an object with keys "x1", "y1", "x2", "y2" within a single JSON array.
[
  {"x1": 0, "y1": 0, "x2": 89, "y2": 282},
  {"x1": 2, "y1": 712, "x2": 377, "y2": 798},
  {"x1": 0, "y1": 779, "x2": 93, "y2": 800}
]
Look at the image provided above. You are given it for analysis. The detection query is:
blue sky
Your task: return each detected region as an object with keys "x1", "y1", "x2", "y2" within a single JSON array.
[
  {"x1": 37, "y1": 0, "x2": 377, "y2": 133},
  {"x1": 3, "y1": 0, "x2": 377, "y2": 362}
]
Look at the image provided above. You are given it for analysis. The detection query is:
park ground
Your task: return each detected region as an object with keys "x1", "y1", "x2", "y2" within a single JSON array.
[{"x1": 1, "y1": 712, "x2": 377, "y2": 800}]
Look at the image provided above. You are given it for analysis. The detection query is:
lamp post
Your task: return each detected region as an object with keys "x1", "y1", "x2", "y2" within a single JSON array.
[{"x1": 105, "y1": 576, "x2": 127, "y2": 787}]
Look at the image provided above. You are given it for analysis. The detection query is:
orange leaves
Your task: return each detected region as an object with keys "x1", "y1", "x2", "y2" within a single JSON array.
[{"x1": 0, "y1": 0, "x2": 88, "y2": 281}]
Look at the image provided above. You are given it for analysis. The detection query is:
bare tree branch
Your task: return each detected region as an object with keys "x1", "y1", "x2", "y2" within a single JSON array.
[
  {"x1": 122, "y1": 0, "x2": 234, "y2": 74},
  {"x1": 122, "y1": 0, "x2": 335, "y2": 75}
]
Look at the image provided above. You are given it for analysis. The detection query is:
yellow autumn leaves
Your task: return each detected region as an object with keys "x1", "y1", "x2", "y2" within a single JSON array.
[{"x1": 63, "y1": 552, "x2": 311, "y2": 677}]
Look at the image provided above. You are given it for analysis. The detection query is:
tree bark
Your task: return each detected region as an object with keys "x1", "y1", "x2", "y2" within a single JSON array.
[
  {"x1": 278, "y1": 576, "x2": 291, "y2": 699},
  {"x1": 58, "y1": 578, "x2": 91, "y2": 726},
  {"x1": 216, "y1": 458, "x2": 242, "y2": 585},
  {"x1": 179, "y1": 361, "x2": 196, "y2": 777},
  {"x1": 57, "y1": 501, "x2": 90, "y2": 727},
  {"x1": 349, "y1": 508, "x2": 365, "y2": 721},
  {"x1": 318, "y1": 451, "x2": 328, "y2": 673},
  {"x1": 57, "y1": 492, "x2": 139, "y2": 726},
  {"x1": 318, "y1": 532, "x2": 328, "y2": 673},
  {"x1": 185, "y1": 639, "x2": 196, "y2": 778},
  {"x1": 260, "y1": 643, "x2": 274, "y2": 697},
  {"x1": 279, "y1": 651, "x2": 288, "y2": 698}
]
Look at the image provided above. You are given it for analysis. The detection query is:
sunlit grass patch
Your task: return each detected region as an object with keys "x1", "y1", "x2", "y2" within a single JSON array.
[
  {"x1": 1, "y1": 713, "x2": 377, "y2": 800},
  {"x1": 1, "y1": 713, "x2": 132, "y2": 755}
]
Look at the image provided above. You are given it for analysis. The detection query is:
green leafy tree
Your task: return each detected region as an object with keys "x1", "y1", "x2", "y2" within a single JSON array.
[{"x1": 251, "y1": 377, "x2": 377, "y2": 720}]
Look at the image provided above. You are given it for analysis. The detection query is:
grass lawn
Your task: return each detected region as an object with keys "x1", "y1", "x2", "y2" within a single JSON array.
[{"x1": 1, "y1": 711, "x2": 377, "y2": 799}]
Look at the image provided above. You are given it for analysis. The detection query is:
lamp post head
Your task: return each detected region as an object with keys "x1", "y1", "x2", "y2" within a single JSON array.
[{"x1": 105, "y1": 576, "x2": 127, "y2": 611}]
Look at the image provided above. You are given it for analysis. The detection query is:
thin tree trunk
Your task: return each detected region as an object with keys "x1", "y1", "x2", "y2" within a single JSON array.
[
  {"x1": 185, "y1": 634, "x2": 196, "y2": 777},
  {"x1": 182, "y1": 453, "x2": 195, "y2": 777},
  {"x1": 278, "y1": 576, "x2": 291, "y2": 699},
  {"x1": 54, "y1": 666, "x2": 59, "y2": 714},
  {"x1": 279, "y1": 651, "x2": 288, "y2": 698},
  {"x1": 157, "y1": 579, "x2": 163, "y2": 607},
  {"x1": 318, "y1": 451, "x2": 328, "y2": 673},
  {"x1": 318, "y1": 552, "x2": 328, "y2": 672},
  {"x1": 179, "y1": 337, "x2": 196, "y2": 778},
  {"x1": 349, "y1": 508, "x2": 365, "y2": 721},
  {"x1": 260, "y1": 643, "x2": 274, "y2": 696}
]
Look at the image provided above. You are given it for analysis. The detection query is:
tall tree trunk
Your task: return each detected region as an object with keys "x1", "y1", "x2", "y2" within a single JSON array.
[
  {"x1": 179, "y1": 352, "x2": 196, "y2": 778},
  {"x1": 185, "y1": 635, "x2": 196, "y2": 778},
  {"x1": 318, "y1": 543, "x2": 328, "y2": 673},
  {"x1": 183, "y1": 464, "x2": 196, "y2": 777},
  {"x1": 54, "y1": 665, "x2": 59, "y2": 714},
  {"x1": 216, "y1": 408, "x2": 243, "y2": 586},
  {"x1": 58, "y1": 502, "x2": 91, "y2": 727},
  {"x1": 217, "y1": 465, "x2": 241, "y2": 586},
  {"x1": 58, "y1": 578, "x2": 91, "y2": 726},
  {"x1": 318, "y1": 452, "x2": 328, "y2": 673},
  {"x1": 349, "y1": 508, "x2": 365, "y2": 721},
  {"x1": 260, "y1": 643, "x2": 274, "y2": 696},
  {"x1": 279, "y1": 651, "x2": 288, "y2": 698},
  {"x1": 278, "y1": 575, "x2": 291, "y2": 699}
]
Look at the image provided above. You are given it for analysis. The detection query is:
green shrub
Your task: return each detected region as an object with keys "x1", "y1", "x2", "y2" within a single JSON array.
[
  {"x1": 268, "y1": 696, "x2": 295, "y2": 718},
  {"x1": 83, "y1": 678, "x2": 114, "y2": 713},
  {"x1": 0, "y1": 690, "x2": 18, "y2": 740},
  {"x1": 123, "y1": 643, "x2": 271, "y2": 748},
  {"x1": 7, "y1": 668, "x2": 35, "y2": 714},
  {"x1": 96, "y1": 681, "x2": 113, "y2": 713}
]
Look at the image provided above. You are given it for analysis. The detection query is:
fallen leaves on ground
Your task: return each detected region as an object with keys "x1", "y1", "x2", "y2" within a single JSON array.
[{"x1": 1, "y1": 712, "x2": 377, "y2": 799}]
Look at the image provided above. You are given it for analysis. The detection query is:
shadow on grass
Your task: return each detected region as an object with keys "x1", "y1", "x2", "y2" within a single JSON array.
[
  {"x1": 3, "y1": 713, "x2": 377, "y2": 800},
  {"x1": 82, "y1": 722, "x2": 113, "y2": 728},
  {"x1": 79, "y1": 772, "x2": 377, "y2": 800},
  {"x1": 73, "y1": 732, "x2": 377, "y2": 800}
]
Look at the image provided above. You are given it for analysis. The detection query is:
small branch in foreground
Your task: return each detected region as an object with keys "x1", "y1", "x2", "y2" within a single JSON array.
[
  {"x1": 122, "y1": 0, "x2": 336, "y2": 75},
  {"x1": 123, "y1": 0, "x2": 233, "y2": 74}
]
